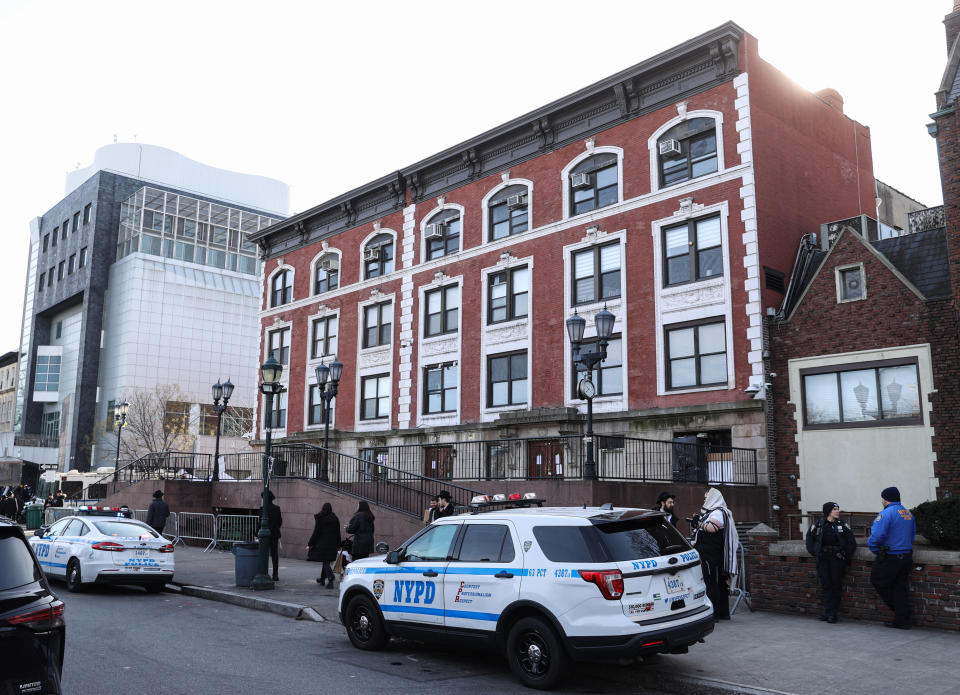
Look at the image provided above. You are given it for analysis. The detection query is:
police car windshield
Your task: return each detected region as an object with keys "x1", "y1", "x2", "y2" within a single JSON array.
[
  {"x1": 92, "y1": 521, "x2": 159, "y2": 538},
  {"x1": 534, "y1": 518, "x2": 689, "y2": 563}
]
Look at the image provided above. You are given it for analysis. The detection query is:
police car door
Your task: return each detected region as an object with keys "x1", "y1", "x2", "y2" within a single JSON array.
[
  {"x1": 381, "y1": 523, "x2": 458, "y2": 626},
  {"x1": 33, "y1": 519, "x2": 70, "y2": 577},
  {"x1": 51, "y1": 519, "x2": 85, "y2": 576},
  {"x1": 443, "y1": 520, "x2": 522, "y2": 632}
]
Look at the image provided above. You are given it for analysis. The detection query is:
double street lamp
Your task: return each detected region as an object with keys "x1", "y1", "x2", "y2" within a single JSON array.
[
  {"x1": 251, "y1": 354, "x2": 283, "y2": 591},
  {"x1": 314, "y1": 359, "x2": 343, "y2": 482},
  {"x1": 112, "y1": 400, "x2": 129, "y2": 483},
  {"x1": 566, "y1": 307, "x2": 615, "y2": 481},
  {"x1": 209, "y1": 378, "x2": 235, "y2": 483}
]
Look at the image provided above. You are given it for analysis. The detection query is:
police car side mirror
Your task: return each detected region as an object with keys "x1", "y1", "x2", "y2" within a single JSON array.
[{"x1": 386, "y1": 550, "x2": 401, "y2": 565}]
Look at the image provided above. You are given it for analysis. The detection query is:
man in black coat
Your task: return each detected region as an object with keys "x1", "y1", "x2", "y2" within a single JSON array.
[
  {"x1": 265, "y1": 491, "x2": 283, "y2": 581},
  {"x1": 656, "y1": 492, "x2": 680, "y2": 527},
  {"x1": 0, "y1": 492, "x2": 18, "y2": 520},
  {"x1": 146, "y1": 490, "x2": 170, "y2": 535}
]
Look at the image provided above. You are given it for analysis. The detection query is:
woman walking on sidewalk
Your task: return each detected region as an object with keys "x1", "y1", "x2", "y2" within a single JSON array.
[
  {"x1": 308, "y1": 503, "x2": 340, "y2": 588},
  {"x1": 345, "y1": 501, "x2": 375, "y2": 560}
]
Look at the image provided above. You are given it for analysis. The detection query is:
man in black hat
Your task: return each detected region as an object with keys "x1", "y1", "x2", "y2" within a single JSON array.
[
  {"x1": 146, "y1": 489, "x2": 170, "y2": 535},
  {"x1": 805, "y1": 502, "x2": 857, "y2": 622},
  {"x1": 656, "y1": 492, "x2": 680, "y2": 527},
  {"x1": 868, "y1": 486, "x2": 916, "y2": 629},
  {"x1": 430, "y1": 490, "x2": 455, "y2": 522}
]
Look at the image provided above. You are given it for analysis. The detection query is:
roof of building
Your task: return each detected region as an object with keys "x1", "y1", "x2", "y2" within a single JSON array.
[
  {"x1": 0, "y1": 351, "x2": 18, "y2": 368},
  {"x1": 873, "y1": 228, "x2": 951, "y2": 299}
]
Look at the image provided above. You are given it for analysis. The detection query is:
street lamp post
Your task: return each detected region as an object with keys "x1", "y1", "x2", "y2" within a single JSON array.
[
  {"x1": 112, "y1": 401, "x2": 129, "y2": 484},
  {"x1": 566, "y1": 307, "x2": 615, "y2": 481},
  {"x1": 314, "y1": 358, "x2": 344, "y2": 483},
  {"x1": 251, "y1": 354, "x2": 283, "y2": 591},
  {"x1": 209, "y1": 378, "x2": 235, "y2": 483}
]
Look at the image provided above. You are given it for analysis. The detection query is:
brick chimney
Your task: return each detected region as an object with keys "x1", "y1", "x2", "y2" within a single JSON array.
[{"x1": 945, "y1": 2, "x2": 960, "y2": 52}]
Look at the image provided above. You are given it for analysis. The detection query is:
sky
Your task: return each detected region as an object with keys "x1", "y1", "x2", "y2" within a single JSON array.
[{"x1": 0, "y1": 0, "x2": 949, "y2": 354}]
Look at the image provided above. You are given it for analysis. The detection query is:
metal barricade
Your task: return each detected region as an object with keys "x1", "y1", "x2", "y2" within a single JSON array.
[
  {"x1": 730, "y1": 543, "x2": 753, "y2": 616},
  {"x1": 177, "y1": 512, "x2": 217, "y2": 552},
  {"x1": 215, "y1": 514, "x2": 260, "y2": 549},
  {"x1": 163, "y1": 512, "x2": 182, "y2": 546},
  {"x1": 133, "y1": 509, "x2": 148, "y2": 524},
  {"x1": 43, "y1": 508, "x2": 76, "y2": 526}
]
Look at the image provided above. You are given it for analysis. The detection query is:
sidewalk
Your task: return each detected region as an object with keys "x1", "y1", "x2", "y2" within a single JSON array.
[{"x1": 170, "y1": 546, "x2": 956, "y2": 694}]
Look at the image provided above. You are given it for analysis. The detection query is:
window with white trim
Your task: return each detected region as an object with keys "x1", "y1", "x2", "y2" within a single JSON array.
[
  {"x1": 658, "y1": 117, "x2": 718, "y2": 187},
  {"x1": 571, "y1": 242, "x2": 620, "y2": 305},
  {"x1": 571, "y1": 336, "x2": 622, "y2": 397},
  {"x1": 34, "y1": 355, "x2": 61, "y2": 392},
  {"x1": 364, "y1": 233, "x2": 394, "y2": 279},
  {"x1": 663, "y1": 215, "x2": 722, "y2": 286},
  {"x1": 311, "y1": 316, "x2": 337, "y2": 359},
  {"x1": 569, "y1": 153, "x2": 618, "y2": 216},
  {"x1": 361, "y1": 374, "x2": 391, "y2": 420},
  {"x1": 425, "y1": 210, "x2": 461, "y2": 260},
  {"x1": 266, "y1": 391, "x2": 287, "y2": 429},
  {"x1": 363, "y1": 302, "x2": 392, "y2": 348},
  {"x1": 423, "y1": 364, "x2": 457, "y2": 414},
  {"x1": 314, "y1": 255, "x2": 339, "y2": 294},
  {"x1": 488, "y1": 185, "x2": 529, "y2": 240},
  {"x1": 665, "y1": 319, "x2": 727, "y2": 390},
  {"x1": 488, "y1": 351, "x2": 527, "y2": 407},
  {"x1": 488, "y1": 266, "x2": 529, "y2": 324},
  {"x1": 424, "y1": 285, "x2": 459, "y2": 337},
  {"x1": 271, "y1": 270, "x2": 292, "y2": 307},
  {"x1": 268, "y1": 327, "x2": 290, "y2": 366}
]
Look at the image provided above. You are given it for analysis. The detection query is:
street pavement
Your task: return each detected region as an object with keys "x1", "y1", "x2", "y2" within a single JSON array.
[
  {"x1": 169, "y1": 545, "x2": 958, "y2": 694},
  {"x1": 59, "y1": 584, "x2": 670, "y2": 694}
]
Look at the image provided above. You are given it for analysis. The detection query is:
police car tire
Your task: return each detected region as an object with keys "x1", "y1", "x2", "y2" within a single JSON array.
[
  {"x1": 345, "y1": 594, "x2": 388, "y2": 651},
  {"x1": 65, "y1": 559, "x2": 83, "y2": 593},
  {"x1": 506, "y1": 616, "x2": 569, "y2": 690}
]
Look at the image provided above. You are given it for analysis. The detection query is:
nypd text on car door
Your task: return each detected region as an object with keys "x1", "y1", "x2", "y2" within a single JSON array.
[{"x1": 379, "y1": 523, "x2": 458, "y2": 626}]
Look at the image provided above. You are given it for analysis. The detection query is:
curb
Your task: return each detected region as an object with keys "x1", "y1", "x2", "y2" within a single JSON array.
[{"x1": 169, "y1": 583, "x2": 326, "y2": 622}]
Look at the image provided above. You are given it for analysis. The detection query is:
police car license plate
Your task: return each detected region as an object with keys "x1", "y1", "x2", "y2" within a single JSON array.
[
  {"x1": 134, "y1": 549, "x2": 150, "y2": 557},
  {"x1": 664, "y1": 576, "x2": 685, "y2": 594}
]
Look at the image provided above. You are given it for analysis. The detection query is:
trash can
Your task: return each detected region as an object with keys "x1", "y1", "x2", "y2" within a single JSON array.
[
  {"x1": 25, "y1": 504, "x2": 44, "y2": 530},
  {"x1": 232, "y1": 542, "x2": 260, "y2": 588}
]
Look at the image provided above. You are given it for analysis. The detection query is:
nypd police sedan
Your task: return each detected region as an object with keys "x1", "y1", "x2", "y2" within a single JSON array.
[
  {"x1": 29, "y1": 514, "x2": 174, "y2": 593},
  {"x1": 338, "y1": 505, "x2": 714, "y2": 690}
]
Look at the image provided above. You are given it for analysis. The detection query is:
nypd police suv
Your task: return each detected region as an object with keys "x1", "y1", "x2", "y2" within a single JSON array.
[
  {"x1": 29, "y1": 507, "x2": 174, "y2": 593},
  {"x1": 338, "y1": 500, "x2": 714, "y2": 689}
]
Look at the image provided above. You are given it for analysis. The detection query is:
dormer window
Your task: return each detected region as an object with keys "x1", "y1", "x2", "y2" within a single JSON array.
[
  {"x1": 488, "y1": 185, "x2": 529, "y2": 241},
  {"x1": 658, "y1": 117, "x2": 717, "y2": 187},
  {"x1": 569, "y1": 153, "x2": 618, "y2": 216},
  {"x1": 270, "y1": 269, "x2": 292, "y2": 307},
  {"x1": 314, "y1": 255, "x2": 339, "y2": 294},
  {"x1": 364, "y1": 233, "x2": 394, "y2": 279},
  {"x1": 425, "y1": 210, "x2": 460, "y2": 260}
]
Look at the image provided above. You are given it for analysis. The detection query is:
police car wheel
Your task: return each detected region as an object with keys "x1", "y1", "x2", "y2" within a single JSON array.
[
  {"x1": 345, "y1": 595, "x2": 388, "y2": 651},
  {"x1": 65, "y1": 560, "x2": 83, "y2": 593},
  {"x1": 506, "y1": 617, "x2": 568, "y2": 690}
]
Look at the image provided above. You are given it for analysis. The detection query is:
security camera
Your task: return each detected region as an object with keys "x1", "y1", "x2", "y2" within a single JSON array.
[{"x1": 744, "y1": 383, "x2": 761, "y2": 394}]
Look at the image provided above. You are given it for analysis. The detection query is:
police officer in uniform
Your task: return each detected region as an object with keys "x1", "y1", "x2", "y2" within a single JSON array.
[
  {"x1": 806, "y1": 502, "x2": 857, "y2": 623},
  {"x1": 868, "y1": 486, "x2": 916, "y2": 629}
]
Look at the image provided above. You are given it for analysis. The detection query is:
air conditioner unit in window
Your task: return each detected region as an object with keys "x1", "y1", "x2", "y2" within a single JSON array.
[
  {"x1": 363, "y1": 247, "x2": 380, "y2": 262},
  {"x1": 425, "y1": 223, "x2": 445, "y2": 240},
  {"x1": 506, "y1": 194, "x2": 528, "y2": 209},
  {"x1": 319, "y1": 257, "x2": 336, "y2": 271},
  {"x1": 659, "y1": 138, "x2": 682, "y2": 156},
  {"x1": 571, "y1": 173, "x2": 591, "y2": 189}
]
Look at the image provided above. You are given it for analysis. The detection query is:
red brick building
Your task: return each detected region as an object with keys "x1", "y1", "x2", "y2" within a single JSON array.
[{"x1": 251, "y1": 22, "x2": 874, "y2": 489}]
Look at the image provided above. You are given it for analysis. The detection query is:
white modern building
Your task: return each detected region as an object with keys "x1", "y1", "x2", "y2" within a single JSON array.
[{"x1": 15, "y1": 144, "x2": 288, "y2": 472}]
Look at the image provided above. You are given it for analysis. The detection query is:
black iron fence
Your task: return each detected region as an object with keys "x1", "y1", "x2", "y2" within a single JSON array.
[
  {"x1": 71, "y1": 452, "x2": 214, "y2": 500},
  {"x1": 350, "y1": 435, "x2": 758, "y2": 485}
]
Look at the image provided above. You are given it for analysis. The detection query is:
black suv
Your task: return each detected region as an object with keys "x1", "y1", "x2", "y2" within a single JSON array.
[{"x1": 0, "y1": 515, "x2": 65, "y2": 694}]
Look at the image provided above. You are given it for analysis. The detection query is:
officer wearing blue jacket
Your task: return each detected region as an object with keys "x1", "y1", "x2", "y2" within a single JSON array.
[{"x1": 868, "y1": 487, "x2": 916, "y2": 629}]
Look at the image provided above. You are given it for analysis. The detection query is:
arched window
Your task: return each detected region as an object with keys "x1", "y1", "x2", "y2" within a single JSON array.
[
  {"x1": 658, "y1": 117, "x2": 718, "y2": 187},
  {"x1": 314, "y1": 254, "x2": 339, "y2": 294},
  {"x1": 270, "y1": 269, "x2": 292, "y2": 307},
  {"x1": 363, "y1": 233, "x2": 394, "y2": 279},
  {"x1": 488, "y1": 184, "x2": 529, "y2": 241},
  {"x1": 424, "y1": 210, "x2": 461, "y2": 260},
  {"x1": 569, "y1": 153, "x2": 619, "y2": 216}
]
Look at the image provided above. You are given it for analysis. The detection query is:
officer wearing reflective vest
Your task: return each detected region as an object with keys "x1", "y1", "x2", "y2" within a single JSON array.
[{"x1": 867, "y1": 486, "x2": 916, "y2": 629}]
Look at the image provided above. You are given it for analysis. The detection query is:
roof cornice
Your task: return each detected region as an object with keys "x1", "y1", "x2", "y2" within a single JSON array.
[{"x1": 253, "y1": 22, "x2": 745, "y2": 258}]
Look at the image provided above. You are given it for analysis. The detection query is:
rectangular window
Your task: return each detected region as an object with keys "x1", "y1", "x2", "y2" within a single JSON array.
[
  {"x1": 664, "y1": 215, "x2": 722, "y2": 286},
  {"x1": 363, "y1": 301, "x2": 392, "y2": 348},
  {"x1": 424, "y1": 285, "x2": 459, "y2": 337},
  {"x1": 78, "y1": 247, "x2": 87, "y2": 268},
  {"x1": 72, "y1": 212, "x2": 80, "y2": 233},
  {"x1": 571, "y1": 336, "x2": 623, "y2": 397},
  {"x1": 424, "y1": 364, "x2": 458, "y2": 414},
  {"x1": 426, "y1": 215, "x2": 461, "y2": 260},
  {"x1": 311, "y1": 316, "x2": 338, "y2": 359},
  {"x1": 665, "y1": 319, "x2": 727, "y2": 390},
  {"x1": 572, "y1": 242, "x2": 620, "y2": 305},
  {"x1": 175, "y1": 242, "x2": 194, "y2": 263},
  {"x1": 42, "y1": 411, "x2": 60, "y2": 440},
  {"x1": 83, "y1": 203, "x2": 91, "y2": 225},
  {"x1": 43, "y1": 234, "x2": 49, "y2": 252},
  {"x1": 489, "y1": 188, "x2": 529, "y2": 240},
  {"x1": 266, "y1": 391, "x2": 287, "y2": 429},
  {"x1": 308, "y1": 384, "x2": 327, "y2": 426},
  {"x1": 47, "y1": 268, "x2": 53, "y2": 287},
  {"x1": 55, "y1": 321, "x2": 62, "y2": 339},
  {"x1": 163, "y1": 401, "x2": 191, "y2": 435},
  {"x1": 314, "y1": 259, "x2": 339, "y2": 294},
  {"x1": 57, "y1": 261, "x2": 64, "y2": 281},
  {"x1": 801, "y1": 358, "x2": 922, "y2": 429},
  {"x1": 221, "y1": 407, "x2": 253, "y2": 437},
  {"x1": 837, "y1": 265, "x2": 865, "y2": 302},
  {"x1": 68, "y1": 254, "x2": 76, "y2": 274},
  {"x1": 268, "y1": 327, "x2": 291, "y2": 365},
  {"x1": 361, "y1": 374, "x2": 391, "y2": 420},
  {"x1": 141, "y1": 235, "x2": 162, "y2": 256},
  {"x1": 38, "y1": 272, "x2": 45, "y2": 292},
  {"x1": 51, "y1": 229, "x2": 57, "y2": 248},
  {"x1": 488, "y1": 266, "x2": 529, "y2": 324},
  {"x1": 488, "y1": 351, "x2": 527, "y2": 407},
  {"x1": 33, "y1": 355, "x2": 61, "y2": 392}
]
